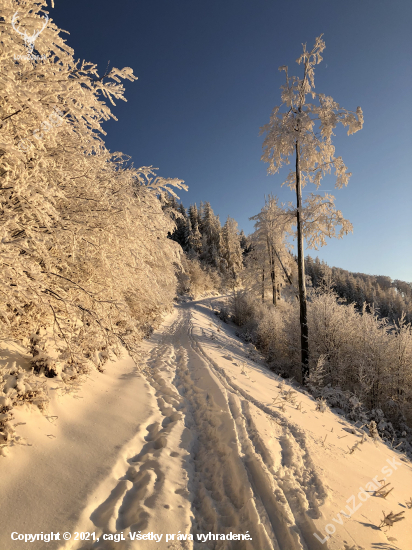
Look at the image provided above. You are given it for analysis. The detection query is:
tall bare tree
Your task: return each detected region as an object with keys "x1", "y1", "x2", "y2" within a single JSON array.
[{"x1": 260, "y1": 35, "x2": 363, "y2": 383}]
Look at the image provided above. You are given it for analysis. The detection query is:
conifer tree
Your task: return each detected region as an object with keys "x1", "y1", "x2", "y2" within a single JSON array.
[
  {"x1": 188, "y1": 204, "x2": 200, "y2": 229},
  {"x1": 198, "y1": 201, "x2": 205, "y2": 232},
  {"x1": 188, "y1": 218, "x2": 203, "y2": 255},
  {"x1": 176, "y1": 203, "x2": 190, "y2": 250},
  {"x1": 200, "y1": 202, "x2": 222, "y2": 269},
  {"x1": 165, "y1": 202, "x2": 189, "y2": 250},
  {"x1": 221, "y1": 216, "x2": 244, "y2": 284},
  {"x1": 239, "y1": 230, "x2": 249, "y2": 255}
]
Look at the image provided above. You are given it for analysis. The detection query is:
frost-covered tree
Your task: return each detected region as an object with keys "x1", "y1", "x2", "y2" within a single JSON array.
[
  {"x1": 188, "y1": 204, "x2": 201, "y2": 229},
  {"x1": 221, "y1": 216, "x2": 243, "y2": 285},
  {"x1": 250, "y1": 195, "x2": 294, "y2": 306},
  {"x1": 188, "y1": 218, "x2": 203, "y2": 255},
  {"x1": 198, "y1": 201, "x2": 205, "y2": 232},
  {"x1": 240, "y1": 229, "x2": 266, "y2": 302},
  {"x1": 239, "y1": 230, "x2": 251, "y2": 258},
  {"x1": 0, "y1": 0, "x2": 186, "y2": 370},
  {"x1": 260, "y1": 35, "x2": 363, "y2": 382},
  {"x1": 200, "y1": 202, "x2": 222, "y2": 269}
]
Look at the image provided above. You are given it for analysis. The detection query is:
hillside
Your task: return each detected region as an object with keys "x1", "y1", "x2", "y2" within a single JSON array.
[
  {"x1": 1, "y1": 296, "x2": 411, "y2": 550},
  {"x1": 306, "y1": 257, "x2": 412, "y2": 323}
]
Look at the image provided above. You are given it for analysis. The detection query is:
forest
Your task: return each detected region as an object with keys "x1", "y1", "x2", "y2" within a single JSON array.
[
  {"x1": 166, "y1": 195, "x2": 412, "y2": 324},
  {"x1": 165, "y1": 195, "x2": 412, "y2": 445},
  {"x1": 1, "y1": 2, "x2": 411, "y2": 548},
  {"x1": 1, "y1": 2, "x2": 411, "y2": 456}
]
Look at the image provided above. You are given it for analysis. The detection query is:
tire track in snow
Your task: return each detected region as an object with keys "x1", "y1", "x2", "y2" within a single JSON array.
[
  {"x1": 171, "y1": 310, "x2": 275, "y2": 549},
  {"x1": 187, "y1": 308, "x2": 330, "y2": 550},
  {"x1": 170, "y1": 307, "x2": 299, "y2": 549}
]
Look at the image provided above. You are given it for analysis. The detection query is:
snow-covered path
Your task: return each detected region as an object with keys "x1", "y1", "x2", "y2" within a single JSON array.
[
  {"x1": 61, "y1": 302, "x2": 329, "y2": 550},
  {"x1": 1, "y1": 298, "x2": 411, "y2": 550}
]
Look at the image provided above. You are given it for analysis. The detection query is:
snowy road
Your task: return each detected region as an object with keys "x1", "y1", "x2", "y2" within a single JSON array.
[
  {"x1": 62, "y1": 301, "x2": 329, "y2": 550},
  {"x1": 2, "y1": 298, "x2": 411, "y2": 550},
  {"x1": 139, "y1": 304, "x2": 328, "y2": 550}
]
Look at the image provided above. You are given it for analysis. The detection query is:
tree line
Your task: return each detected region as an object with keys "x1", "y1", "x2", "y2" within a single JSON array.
[
  {"x1": 164, "y1": 194, "x2": 412, "y2": 328},
  {"x1": 306, "y1": 257, "x2": 412, "y2": 324},
  {"x1": 163, "y1": 197, "x2": 245, "y2": 286}
]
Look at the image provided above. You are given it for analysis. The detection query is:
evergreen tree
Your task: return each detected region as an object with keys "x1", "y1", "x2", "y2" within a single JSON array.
[
  {"x1": 198, "y1": 201, "x2": 205, "y2": 232},
  {"x1": 221, "y1": 217, "x2": 244, "y2": 283},
  {"x1": 188, "y1": 218, "x2": 203, "y2": 255},
  {"x1": 188, "y1": 204, "x2": 200, "y2": 229},
  {"x1": 239, "y1": 230, "x2": 252, "y2": 260},
  {"x1": 183, "y1": 218, "x2": 192, "y2": 252},
  {"x1": 200, "y1": 202, "x2": 222, "y2": 269},
  {"x1": 166, "y1": 202, "x2": 189, "y2": 250},
  {"x1": 239, "y1": 230, "x2": 246, "y2": 249}
]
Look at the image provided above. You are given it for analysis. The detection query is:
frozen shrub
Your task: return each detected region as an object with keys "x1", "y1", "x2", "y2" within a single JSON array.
[
  {"x1": 231, "y1": 290, "x2": 257, "y2": 327},
  {"x1": 368, "y1": 420, "x2": 379, "y2": 441},
  {"x1": 1, "y1": 364, "x2": 49, "y2": 412},
  {"x1": 230, "y1": 285, "x2": 412, "y2": 439},
  {"x1": 232, "y1": 291, "x2": 299, "y2": 376},
  {"x1": 316, "y1": 398, "x2": 328, "y2": 413},
  {"x1": 215, "y1": 306, "x2": 230, "y2": 323},
  {"x1": 178, "y1": 257, "x2": 220, "y2": 297},
  {"x1": 307, "y1": 355, "x2": 327, "y2": 392},
  {"x1": 368, "y1": 410, "x2": 396, "y2": 440},
  {"x1": 29, "y1": 331, "x2": 59, "y2": 378},
  {"x1": 0, "y1": 359, "x2": 50, "y2": 457}
]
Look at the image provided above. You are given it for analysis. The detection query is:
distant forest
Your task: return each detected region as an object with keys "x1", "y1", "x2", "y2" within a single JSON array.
[
  {"x1": 164, "y1": 196, "x2": 412, "y2": 325},
  {"x1": 306, "y1": 256, "x2": 412, "y2": 324}
]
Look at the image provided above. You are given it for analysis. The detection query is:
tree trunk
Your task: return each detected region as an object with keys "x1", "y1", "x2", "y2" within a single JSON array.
[
  {"x1": 267, "y1": 237, "x2": 276, "y2": 306},
  {"x1": 271, "y1": 245, "x2": 277, "y2": 306},
  {"x1": 272, "y1": 244, "x2": 293, "y2": 286},
  {"x1": 295, "y1": 140, "x2": 309, "y2": 383},
  {"x1": 262, "y1": 267, "x2": 265, "y2": 303}
]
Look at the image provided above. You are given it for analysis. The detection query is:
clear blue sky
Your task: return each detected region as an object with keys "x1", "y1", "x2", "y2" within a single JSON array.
[{"x1": 51, "y1": 0, "x2": 412, "y2": 282}]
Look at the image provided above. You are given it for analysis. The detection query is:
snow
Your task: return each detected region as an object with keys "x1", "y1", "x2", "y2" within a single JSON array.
[{"x1": 1, "y1": 298, "x2": 411, "y2": 550}]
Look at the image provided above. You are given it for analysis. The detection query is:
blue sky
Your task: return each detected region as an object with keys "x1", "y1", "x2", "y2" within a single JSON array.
[{"x1": 50, "y1": 0, "x2": 412, "y2": 282}]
